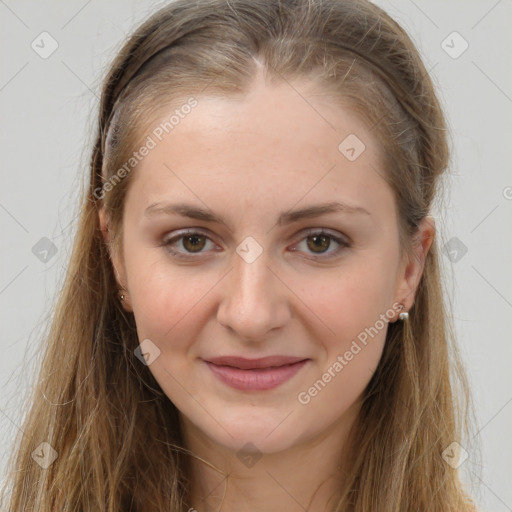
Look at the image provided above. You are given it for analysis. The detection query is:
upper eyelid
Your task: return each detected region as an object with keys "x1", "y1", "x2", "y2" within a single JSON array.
[{"x1": 163, "y1": 227, "x2": 212, "y2": 240}]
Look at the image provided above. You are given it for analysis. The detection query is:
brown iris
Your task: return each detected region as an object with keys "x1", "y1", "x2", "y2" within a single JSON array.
[
  {"x1": 182, "y1": 234, "x2": 207, "y2": 253},
  {"x1": 306, "y1": 234, "x2": 331, "y2": 253}
]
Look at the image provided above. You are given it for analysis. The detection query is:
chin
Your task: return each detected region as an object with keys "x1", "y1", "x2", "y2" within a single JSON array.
[{"x1": 185, "y1": 406, "x2": 305, "y2": 455}]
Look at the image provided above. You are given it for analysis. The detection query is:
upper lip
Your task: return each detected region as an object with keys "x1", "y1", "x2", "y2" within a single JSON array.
[{"x1": 204, "y1": 356, "x2": 308, "y2": 370}]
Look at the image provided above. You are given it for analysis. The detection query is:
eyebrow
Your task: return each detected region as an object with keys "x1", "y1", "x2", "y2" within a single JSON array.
[{"x1": 144, "y1": 201, "x2": 371, "y2": 229}]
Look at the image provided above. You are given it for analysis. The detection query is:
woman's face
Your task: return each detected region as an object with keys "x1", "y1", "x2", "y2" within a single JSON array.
[{"x1": 105, "y1": 75, "x2": 428, "y2": 455}]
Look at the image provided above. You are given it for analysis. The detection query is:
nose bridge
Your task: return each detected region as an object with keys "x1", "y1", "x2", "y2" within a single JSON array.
[{"x1": 216, "y1": 246, "x2": 289, "y2": 340}]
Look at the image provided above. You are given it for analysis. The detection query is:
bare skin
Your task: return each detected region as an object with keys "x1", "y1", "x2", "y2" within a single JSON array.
[{"x1": 100, "y1": 71, "x2": 433, "y2": 512}]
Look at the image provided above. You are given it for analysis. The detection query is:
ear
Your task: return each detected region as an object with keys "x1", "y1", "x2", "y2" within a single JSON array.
[
  {"x1": 98, "y1": 208, "x2": 133, "y2": 312},
  {"x1": 392, "y1": 216, "x2": 435, "y2": 320}
]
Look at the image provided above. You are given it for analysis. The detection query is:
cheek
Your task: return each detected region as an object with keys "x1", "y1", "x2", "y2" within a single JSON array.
[
  {"x1": 294, "y1": 265, "x2": 394, "y2": 420},
  {"x1": 298, "y1": 257, "x2": 398, "y2": 339},
  {"x1": 123, "y1": 242, "x2": 222, "y2": 351}
]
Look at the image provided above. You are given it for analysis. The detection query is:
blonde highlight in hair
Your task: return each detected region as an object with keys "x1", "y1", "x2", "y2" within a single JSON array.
[{"x1": 2, "y1": 0, "x2": 480, "y2": 510}]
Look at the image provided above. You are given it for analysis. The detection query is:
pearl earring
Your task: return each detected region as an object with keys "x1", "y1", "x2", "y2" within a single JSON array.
[
  {"x1": 398, "y1": 303, "x2": 408, "y2": 321},
  {"x1": 398, "y1": 311, "x2": 409, "y2": 321}
]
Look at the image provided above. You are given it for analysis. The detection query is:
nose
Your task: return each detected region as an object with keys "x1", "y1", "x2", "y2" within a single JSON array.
[{"x1": 216, "y1": 249, "x2": 292, "y2": 342}]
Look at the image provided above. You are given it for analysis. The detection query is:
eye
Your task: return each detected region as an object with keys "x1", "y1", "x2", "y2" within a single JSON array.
[
  {"x1": 291, "y1": 229, "x2": 350, "y2": 259},
  {"x1": 162, "y1": 229, "x2": 219, "y2": 258}
]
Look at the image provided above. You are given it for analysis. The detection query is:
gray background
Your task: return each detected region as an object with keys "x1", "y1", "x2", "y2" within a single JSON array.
[{"x1": 1, "y1": 1, "x2": 511, "y2": 510}]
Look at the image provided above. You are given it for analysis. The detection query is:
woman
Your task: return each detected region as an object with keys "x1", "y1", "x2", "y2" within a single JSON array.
[{"x1": 2, "y1": 0, "x2": 479, "y2": 510}]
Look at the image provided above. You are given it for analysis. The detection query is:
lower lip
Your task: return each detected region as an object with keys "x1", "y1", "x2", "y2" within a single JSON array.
[{"x1": 205, "y1": 360, "x2": 309, "y2": 391}]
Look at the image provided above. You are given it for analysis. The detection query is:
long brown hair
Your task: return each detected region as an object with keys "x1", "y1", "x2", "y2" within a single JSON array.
[{"x1": 2, "y1": 0, "x2": 480, "y2": 510}]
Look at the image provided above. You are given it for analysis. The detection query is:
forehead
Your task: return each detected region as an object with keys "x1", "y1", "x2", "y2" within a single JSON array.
[{"x1": 126, "y1": 77, "x2": 394, "y2": 221}]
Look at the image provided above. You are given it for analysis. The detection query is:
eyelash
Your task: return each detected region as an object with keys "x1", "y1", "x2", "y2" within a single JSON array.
[{"x1": 161, "y1": 228, "x2": 351, "y2": 261}]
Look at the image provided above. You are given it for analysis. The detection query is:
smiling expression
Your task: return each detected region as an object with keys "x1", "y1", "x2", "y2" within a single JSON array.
[{"x1": 104, "y1": 74, "x2": 418, "y2": 454}]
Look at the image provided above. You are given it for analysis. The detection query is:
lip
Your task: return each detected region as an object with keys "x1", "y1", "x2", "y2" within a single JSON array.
[
  {"x1": 205, "y1": 355, "x2": 307, "y2": 369},
  {"x1": 204, "y1": 356, "x2": 309, "y2": 391}
]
